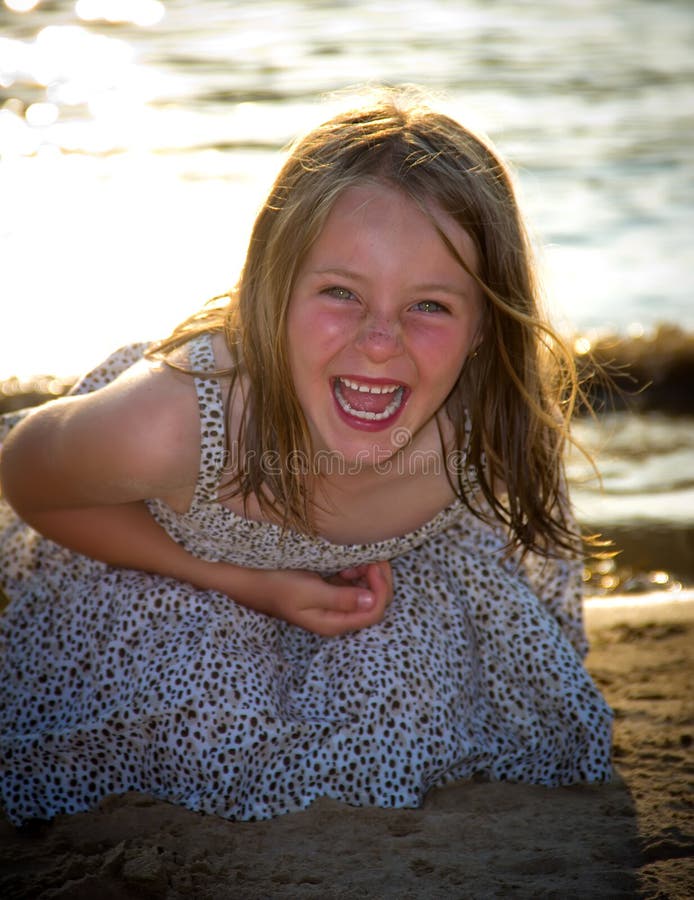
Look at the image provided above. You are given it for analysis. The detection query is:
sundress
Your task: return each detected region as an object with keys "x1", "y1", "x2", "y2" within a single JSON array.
[{"x1": 0, "y1": 335, "x2": 613, "y2": 826}]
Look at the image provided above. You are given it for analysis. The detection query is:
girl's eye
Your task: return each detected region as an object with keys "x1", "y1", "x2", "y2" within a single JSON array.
[
  {"x1": 412, "y1": 300, "x2": 448, "y2": 314},
  {"x1": 323, "y1": 286, "x2": 356, "y2": 301}
]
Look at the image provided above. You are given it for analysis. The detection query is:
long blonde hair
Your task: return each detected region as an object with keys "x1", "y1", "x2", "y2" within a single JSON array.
[{"x1": 149, "y1": 86, "x2": 591, "y2": 558}]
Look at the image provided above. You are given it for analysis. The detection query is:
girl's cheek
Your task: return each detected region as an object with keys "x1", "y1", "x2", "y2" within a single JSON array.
[
  {"x1": 314, "y1": 307, "x2": 362, "y2": 343},
  {"x1": 406, "y1": 320, "x2": 471, "y2": 354}
]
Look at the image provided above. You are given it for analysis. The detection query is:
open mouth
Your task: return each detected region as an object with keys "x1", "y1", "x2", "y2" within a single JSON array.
[{"x1": 332, "y1": 376, "x2": 407, "y2": 423}]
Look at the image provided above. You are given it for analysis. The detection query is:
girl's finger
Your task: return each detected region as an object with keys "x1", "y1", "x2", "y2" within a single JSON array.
[
  {"x1": 321, "y1": 584, "x2": 374, "y2": 614},
  {"x1": 369, "y1": 561, "x2": 393, "y2": 605},
  {"x1": 339, "y1": 565, "x2": 366, "y2": 580}
]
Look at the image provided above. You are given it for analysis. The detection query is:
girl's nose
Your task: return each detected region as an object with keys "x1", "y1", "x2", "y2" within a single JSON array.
[{"x1": 354, "y1": 314, "x2": 403, "y2": 361}]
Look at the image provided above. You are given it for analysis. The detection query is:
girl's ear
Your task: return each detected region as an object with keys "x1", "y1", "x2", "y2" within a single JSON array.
[
  {"x1": 468, "y1": 330, "x2": 484, "y2": 359},
  {"x1": 469, "y1": 305, "x2": 487, "y2": 359}
]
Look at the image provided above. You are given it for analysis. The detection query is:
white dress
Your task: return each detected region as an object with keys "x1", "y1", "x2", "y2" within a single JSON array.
[{"x1": 0, "y1": 335, "x2": 612, "y2": 825}]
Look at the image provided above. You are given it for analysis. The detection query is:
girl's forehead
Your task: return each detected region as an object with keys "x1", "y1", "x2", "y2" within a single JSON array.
[
  {"x1": 313, "y1": 181, "x2": 479, "y2": 271},
  {"x1": 326, "y1": 180, "x2": 433, "y2": 216}
]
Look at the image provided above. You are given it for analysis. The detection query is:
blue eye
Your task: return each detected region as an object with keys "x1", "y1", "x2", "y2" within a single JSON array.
[{"x1": 412, "y1": 300, "x2": 447, "y2": 314}]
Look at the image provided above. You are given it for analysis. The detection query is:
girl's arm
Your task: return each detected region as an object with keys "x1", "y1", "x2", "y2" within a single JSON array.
[{"x1": 0, "y1": 361, "x2": 390, "y2": 635}]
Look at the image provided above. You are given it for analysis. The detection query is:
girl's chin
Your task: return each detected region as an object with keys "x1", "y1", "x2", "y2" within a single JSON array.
[{"x1": 311, "y1": 434, "x2": 404, "y2": 475}]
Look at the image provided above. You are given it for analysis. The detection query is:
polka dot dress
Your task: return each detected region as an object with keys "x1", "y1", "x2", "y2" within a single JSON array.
[{"x1": 0, "y1": 336, "x2": 613, "y2": 826}]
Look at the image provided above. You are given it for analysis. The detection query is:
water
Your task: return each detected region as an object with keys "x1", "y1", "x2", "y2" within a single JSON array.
[
  {"x1": 569, "y1": 413, "x2": 694, "y2": 589},
  {"x1": 1, "y1": 0, "x2": 693, "y2": 586},
  {"x1": 1, "y1": 0, "x2": 693, "y2": 379}
]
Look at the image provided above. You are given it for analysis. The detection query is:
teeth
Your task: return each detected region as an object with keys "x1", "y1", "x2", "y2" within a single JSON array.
[
  {"x1": 334, "y1": 381, "x2": 405, "y2": 421},
  {"x1": 340, "y1": 377, "x2": 399, "y2": 395}
]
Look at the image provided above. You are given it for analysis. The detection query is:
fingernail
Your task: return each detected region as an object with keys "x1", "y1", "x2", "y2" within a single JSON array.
[{"x1": 357, "y1": 591, "x2": 374, "y2": 610}]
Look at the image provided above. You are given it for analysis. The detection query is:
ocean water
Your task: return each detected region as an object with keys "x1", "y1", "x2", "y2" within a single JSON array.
[
  {"x1": 1, "y1": 0, "x2": 693, "y2": 585},
  {"x1": 1, "y1": 0, "x2": 693, "y2": 378}
]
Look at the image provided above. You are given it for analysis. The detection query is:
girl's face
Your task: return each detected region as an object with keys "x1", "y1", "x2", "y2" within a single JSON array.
[{"x1": 286, "y1": 181, "x2": 483, "y2": 470}]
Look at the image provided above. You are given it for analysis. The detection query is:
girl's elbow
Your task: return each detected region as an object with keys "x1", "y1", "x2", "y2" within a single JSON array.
[
  {"x1": 0, "y1": 454, "x2": 28, "y2": 517},
  {"x1": 0, "y1": 427, "x2": 49, "y2": 516},
  {"x1": 0, "y1": 439, "x2": 15, "y2": 504}
]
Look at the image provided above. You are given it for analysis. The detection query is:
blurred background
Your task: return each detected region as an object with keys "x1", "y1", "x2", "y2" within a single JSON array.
[{"x1": 1, "y1": 0, "x2": 692, "y2": 594}]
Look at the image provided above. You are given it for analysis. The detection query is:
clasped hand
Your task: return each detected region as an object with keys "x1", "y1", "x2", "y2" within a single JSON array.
[{"x1": 240, "y1": 561, "x2": 393, "y2": 637}]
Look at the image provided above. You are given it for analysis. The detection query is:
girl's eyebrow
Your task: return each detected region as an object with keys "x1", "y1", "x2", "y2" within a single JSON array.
[
  {"x1": 312, "y1": 266, "x2": 368, "y2": 282},
  {"x1": 412, "y1": 282, "x2": 470, "y2": 298},
  {"x1": 311, "y1": 267, "x2": 470, "y2": 297}
]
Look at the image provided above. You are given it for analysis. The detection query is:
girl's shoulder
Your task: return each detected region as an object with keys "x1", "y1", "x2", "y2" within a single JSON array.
[{"x1": 1, "y1": 353, "x2": 203, "y2": 510}]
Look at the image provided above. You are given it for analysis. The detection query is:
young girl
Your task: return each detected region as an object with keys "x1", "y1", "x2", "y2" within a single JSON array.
[{"x1": 0, "y1": 87, "x2": 612, "y2": 825}]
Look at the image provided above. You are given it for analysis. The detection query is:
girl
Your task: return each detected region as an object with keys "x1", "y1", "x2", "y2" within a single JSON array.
[{"x1": 0, "y1": 87, "x2": 612, "y2": 825}]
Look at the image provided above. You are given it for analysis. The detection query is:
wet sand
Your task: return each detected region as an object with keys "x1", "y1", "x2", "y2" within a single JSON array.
[{"x1": 0, "y1": 593, "x2": 692, "y2": 899}]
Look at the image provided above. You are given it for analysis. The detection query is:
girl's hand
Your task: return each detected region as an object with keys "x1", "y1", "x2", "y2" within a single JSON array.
[
  {"x1": 332, "y1": 561, "x2": 393, "y2": 606},
  {"x1": 233, "y1": 561, "x2": 393, "y2": 637}
]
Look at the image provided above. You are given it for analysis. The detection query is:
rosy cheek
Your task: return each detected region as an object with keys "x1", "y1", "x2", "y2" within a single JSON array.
[
  {"x1": 313, "y1": 307, "x2": 360, "y2": 344},
  {"x1": 406, "y1": 320, "x2": 469, "y2": 353}
]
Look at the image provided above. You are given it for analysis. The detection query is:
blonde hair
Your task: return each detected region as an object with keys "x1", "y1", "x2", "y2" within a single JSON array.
[{"x1": 150, "y1": 86, "x2": 591, "y2": 558}]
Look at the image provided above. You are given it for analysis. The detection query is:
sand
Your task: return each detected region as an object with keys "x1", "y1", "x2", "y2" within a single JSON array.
[{"x1": 1, "y1": 594, "x2": 692, "y2": 900}]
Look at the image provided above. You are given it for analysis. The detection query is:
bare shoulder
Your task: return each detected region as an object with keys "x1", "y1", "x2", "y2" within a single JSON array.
[{"x1": 1, "y1": 355, "x2": 203, "y2": 508}]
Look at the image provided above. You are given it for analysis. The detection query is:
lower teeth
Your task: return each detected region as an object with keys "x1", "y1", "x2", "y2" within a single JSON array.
[{"x1": 334, "y1": 383, "x2": 404, "y2": 421}]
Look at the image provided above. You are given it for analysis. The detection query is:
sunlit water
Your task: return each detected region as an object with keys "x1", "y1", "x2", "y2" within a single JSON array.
[
  {"x1": 1, "y1": 0, "x2": 693, "y2": 582},
  {"x1": 2, "y1": 0, "x2": 693, "y2": 379},
  {"x1": 568, "y1": 412, "x2": 694, "y2": 586}
]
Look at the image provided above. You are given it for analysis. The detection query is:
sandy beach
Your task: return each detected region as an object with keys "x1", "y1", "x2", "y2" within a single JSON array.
[
  {"x1": 1, "y1": 2, "x2": 692, "y2": 896},
  {"x1": 0, "y1": 592, "x2": 691, "y2": 899}
]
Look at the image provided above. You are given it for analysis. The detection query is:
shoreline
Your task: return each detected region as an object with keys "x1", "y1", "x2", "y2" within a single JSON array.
[
  {"x1": 584, "y1": 589, "x2": 694, "y2": 623},
  {"x1": 1, "y1": 591, "x2": 692, "y2": 898},
  {"x1": 3, "y1": 341, "x2": 694, "y2": 592},
  {"x1": 3, "y1": 324, "x2": 694, "y2": 416}
]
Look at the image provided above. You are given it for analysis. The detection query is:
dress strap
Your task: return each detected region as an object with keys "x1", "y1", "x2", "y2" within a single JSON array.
[{"x1": 186, "y1": 334, "x2": 228, "y2": 506}]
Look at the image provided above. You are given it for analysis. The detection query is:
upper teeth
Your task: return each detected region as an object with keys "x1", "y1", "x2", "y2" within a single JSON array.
[
  {"x1": 339, "y1": 377, "x2": 400, "y2": 394},
  {"x1": 334, "y1": 379, "x2": 405, "y2": 421}
]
